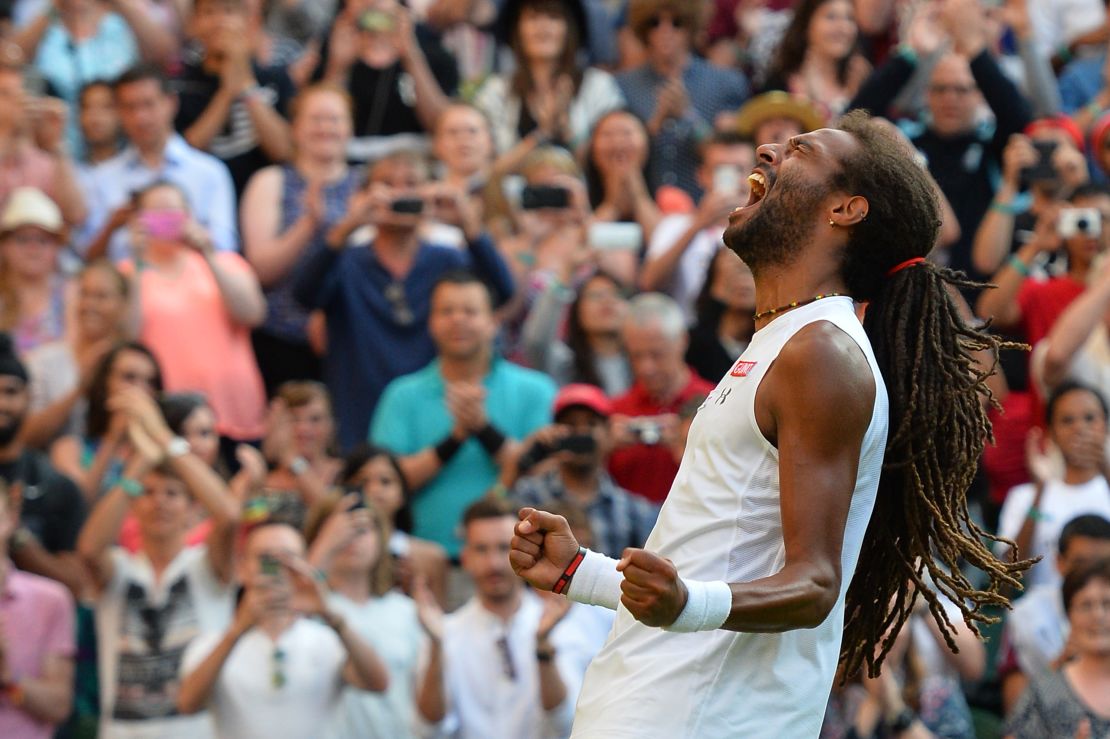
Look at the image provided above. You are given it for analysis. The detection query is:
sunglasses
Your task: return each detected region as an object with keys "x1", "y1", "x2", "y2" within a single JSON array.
[
  {"x1": 384, "y1": 281, "x2": 415, "y2": 327},
  {"x1": 646, "y1": 14, "x2": 685, "y2": 30}
]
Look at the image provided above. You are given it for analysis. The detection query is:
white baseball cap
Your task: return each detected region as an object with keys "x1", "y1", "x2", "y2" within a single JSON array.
[{"x1": 0, "y1": 187, "x2": 64, "y2": 237}]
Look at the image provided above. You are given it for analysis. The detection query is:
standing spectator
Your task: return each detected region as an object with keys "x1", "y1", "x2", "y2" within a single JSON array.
[
  {"x1": 1005, "y1": 558, "x2": 1110, "y2": 738},
  {"x1": 607, "y1": 293, "x2": 714, "y2": 503},
  {"x1": 371, "y1": 271, "x2": 555, "y2": 558},
  {"x1": 315, "y1": 0, "x2": 455, "y2": 163},
  {"x1": 585, "y1": 110, "x2": 661, "y2": 245},
  {"x1": 176, "y1": 521, "x2": 388, "y2": 738},
  {"x1": 616, "y1": 0, "x2": 750, "y2": 198},
  {"x1": 292, "y1": 152, "x2": 514, "y2": 451},
  {"x1": 306, "y1": 492, "x2": 424, "y2": 738},
  {"x1": 763, "y1": 0, "x2": 871, "y2": 118},
  {"x1": 81, "y1": 64, "x2": 238, "y2": 263},
  {"x1": 0, "y1": 53, "x2": 86, "y2": 226},
  {"x1": 414, "y1": 498, "x2": 610, "y2": 738},
  {"x1": 432, "y1": 102, "x2": 496, "y2": 199},
  {"x1": 242, "y1": 83, "x2": 359, "y2": 395},
  {"x1": 175, "y1": 0, "x2": 295, "y2": 198},
  {"x1": 639, "y1": 132, "x2": 755, "y2": 322},
  {"x1": 0, "y1": 188, "x2": 73, "y2": 356},
  {"x1": 849, "y1": 0, "x2": 1033, "y2": 283},
  {"x1": 126, "y1": 181, "x2": 268, "y2": 453},
  {"x1": 996, "y1": 381, "x2": 1110, "y2": 589},
  {"x1": 0, "y1": 476, "x2": 76, "y2": 739},
  {"x1": 686, "y1": 248, "x2": 756, "y2": 384},
  {"x1": 76, "y1": 387, "x2": 239, "y2": 739},
  {"x1": 510, "y1": 383, "x2": 658, "y2": 559},
  {"x1": 13, "y1": 0, "x2": 176, "y2": 150},
  {"x1": 0, "y1": 334, "x2": 86, "y2": 598},
  {"x1": 77, "y1": 79, "x2": 123, "y2": 171},
  {"x1": 474, "y1": 0, "x2": 623, "y2": 161},
  {"x1": 22, "y1": 260, "x2": 128, "y2": 447}
]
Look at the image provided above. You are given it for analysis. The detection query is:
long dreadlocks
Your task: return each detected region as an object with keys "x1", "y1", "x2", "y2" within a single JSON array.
[{"x1": 834, "y1": 111, "x2": 1035, "y2": 679}]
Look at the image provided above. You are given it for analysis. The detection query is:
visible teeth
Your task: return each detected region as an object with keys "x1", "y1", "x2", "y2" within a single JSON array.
[{"x1": 748, "y1": 172, "x2": 767, "y2": 199}]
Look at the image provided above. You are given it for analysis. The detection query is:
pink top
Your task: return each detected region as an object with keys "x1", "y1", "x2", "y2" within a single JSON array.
[
  {"x1": 0, "y1": 565, "x2": 76, "y2": 739},
  {"x1": 128, "y1": 251, "x2": 267, "y2": 439}
]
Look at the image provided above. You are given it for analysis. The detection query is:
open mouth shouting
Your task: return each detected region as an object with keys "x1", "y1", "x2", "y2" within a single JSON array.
[{"x1": 729, "y1": 168, "x2": 775, "y2": 223}]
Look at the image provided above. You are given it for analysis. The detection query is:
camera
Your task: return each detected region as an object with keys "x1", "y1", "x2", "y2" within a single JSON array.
[
  {"x1": 516, "y1": 433, "x2": 598, "y2": 474},
  {"x1": 521, "y1": 185, "x2": 570, "y2": 210},
  {"x1": 1020, "y1": 140, "x2": 1059, "y2": 191},
  {"x1": 390, "y1": 197, "x2": 424, "y2": 215},
  {"x1": 1057, "y1": 207, "x2": 1102, "y2": 239},
  {"x1": 627, "y1": 419, "x2": 663, "y2": 445}
]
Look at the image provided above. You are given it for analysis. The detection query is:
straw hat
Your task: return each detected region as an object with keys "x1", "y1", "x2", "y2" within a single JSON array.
[
  {"x1": 0, "y1": 187, "x2": 64, "y2": 237},
  {"x1": 734, "y1": 92, "x2": 827, "y2": 139}
]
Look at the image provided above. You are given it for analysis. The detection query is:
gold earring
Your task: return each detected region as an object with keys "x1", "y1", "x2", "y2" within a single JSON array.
[{"x1": 829, "y1": 219, "x2": 835, "y2": 227}]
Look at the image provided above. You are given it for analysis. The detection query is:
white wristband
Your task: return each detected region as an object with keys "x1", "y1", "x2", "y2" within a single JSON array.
[
  {"x1": 565, "y1": 549, "x2": 622, "y2": 611},
  {"x1": 664, "y1": 579, "x2": 733, "y2": 633}
]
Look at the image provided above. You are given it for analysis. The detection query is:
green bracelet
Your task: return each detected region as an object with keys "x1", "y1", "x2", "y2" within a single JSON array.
[
  {"x1": 118, "y1": 477, "x2": 144, "y2": 498},
  {"x1": 990, "y1": 200, "x2": 1020, "y2": 216},
  {"x1": 1009, "y1": 254, "x2": 1031, "y2": 277}
]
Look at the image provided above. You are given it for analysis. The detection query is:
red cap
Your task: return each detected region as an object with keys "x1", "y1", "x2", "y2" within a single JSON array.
[
  {"x1": 1091, "y1": 112, "x2": 1110, "y2": 171},
  {"x1": 1025, "y1": 116, "x2": 1086, "y2": 153},
  {"x1": 553, "y1": 383, "x2": 612, "y2": 419}
]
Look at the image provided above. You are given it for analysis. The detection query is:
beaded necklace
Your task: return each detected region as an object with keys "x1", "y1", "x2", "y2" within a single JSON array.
[{"x1": 753, "y1": 292, "x2": 845, "y2": 321}]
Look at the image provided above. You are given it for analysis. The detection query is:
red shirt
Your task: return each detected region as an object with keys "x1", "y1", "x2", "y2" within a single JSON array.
[
  {"x1": 1017, "y1": 276, "x2": 1086, "y2": 347},
  {"x1": 608, "y1": 370, "x2": 715, "y2": 503}
]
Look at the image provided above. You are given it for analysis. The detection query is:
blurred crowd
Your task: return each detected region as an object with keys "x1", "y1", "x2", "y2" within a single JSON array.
[{"x1": 0, "y1": 0, "x2": 1105, "y2": 737}]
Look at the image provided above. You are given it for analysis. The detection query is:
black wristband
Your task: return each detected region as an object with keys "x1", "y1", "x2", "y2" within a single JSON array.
[
  {"x1": 434, "y1": 434, "x2": 463, "y2": 464},
  {"x1": 476, "y1": 423, "x2": 507, "y2": 456}
]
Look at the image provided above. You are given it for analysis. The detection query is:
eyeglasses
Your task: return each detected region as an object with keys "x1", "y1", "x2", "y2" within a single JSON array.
[
  {"x1": 928, "y1": 84, "x2": 976, "y2": 96},
  {"x1": 384, "y1": 281, "x2": 415, "y2": 327},
  {"x1": 495, "y1": 635, "x2": 517, "y2": 681},
  {"x1": 272, "y1": 646, "x2": 286, "y2": 689},
  {"x1": 646, "y1": 14, "x2": 684, "y2": 30}
]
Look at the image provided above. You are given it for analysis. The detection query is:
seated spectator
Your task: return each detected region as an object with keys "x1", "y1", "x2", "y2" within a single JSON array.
[
  {"x1": 76, "y1": 386, "x2": 239, "y2": 738},
  {"x1": 0, "y1": 53, "x2": 85, "y2": 226},
  {"x1": 1001, "y1": 515, "x2": 1110, "y2": 712},
  {"x1": 125, "y1": 181, "x2": 268, "y2": 451},
  {"x1": 996, "y1": 381, "x2": 1110, "y2": 589},
  {"x1": 292, "y1": 151, "x2": 514, "y2": 450},
  {"x1": 971, "y1": 121, "x2": 1089, "y2": 279},
  {"x1": 606, "y1": 293, "x2": 713, "y2": 503},
  {"x1": 23, "y1": 259, "x2": 129, "y2": 447},
  {"x1": 341, "y1": 444, "x2": 449, "y2": 607},
  {"x1": 242, "y1": 82, "x2": 359, "y2": 395},
  {"x1": 1005, "y1": 557, "x2": 1110, "y2": 738},
  {"x1": 76, "y1": 79, "x2": 123, "y2": 171},
  {"x1": 12, "y1": 0, "x2": 176, "y2": 151},
  {"x1": 371, "y1": 271, "x2": 555, "y2": 557},
  {"x1": 0, "y1": 335, "x2": 86, "y2": 598},
  {"x1": 763, "y1": 0, "x2": 871, "y2": 118},
  {"x1": 177, "y1": 520, "x2": 388, "y2": 738},
  {"x1": 253, "y1": 381, "x2": 342, "y2": 528},
  {"x1": 977, "y1": 183, "x2": 1109, "y2": 348},
  {"x1": 81, "y1": 64, "x2": 238, "y2": 262},
  {"x1": 0, "y1": 187, "x2": 73, "y2": 355},
  {"x1": 431, "y1": 102, "x2": 496, "y2": 206},
  {"x1": 0, "y1": 477, "x2": 76, "y2": 739},
  {"x1": 585, "y1": 110, "x2": 660, "y2": 245},
  {"x1": 174, "y1": 0, "x2": 295, "y2": 198},
  {"x1": 306, "y1": 492, "x2": 424, "y2": 738},
  {"x1": 850, "y1": 0, "x2": 1032, "y2": 283},
  {"x1": 50, "y1": 341, "x2": 162, "y2": 500},
  {"x1": 414, "y1": 498, "x2": 611, "y2": 738},
  {"x1": 617, "y1": 0, "x2": 750, "y2": 198},
  {"x1": 731, "y1": 90, "x2": 826, "y2": 147},
  {"x1": 474, "y1": 0, "x2": 623, "y2": 162},
  {"x1": 315, "y1": 0, "x2": 455, "y2": 163},
  {"x1": 509, "y1": 383, "x2": 658, "y2": 558},
  {"x1": 640, "y1": 132, "x2": 755, "y2": 322},
  {"x1": 686, "y1": 247, "x2": 755, "y2": 384},
  {"x1": 522, "y1": 268, "x2": 632, "y2": 395}
]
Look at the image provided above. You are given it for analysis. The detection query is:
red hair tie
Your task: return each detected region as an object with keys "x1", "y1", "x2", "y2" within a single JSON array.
[{"x1": 887, "y1": 257, "x2": 926, "y2": 277}]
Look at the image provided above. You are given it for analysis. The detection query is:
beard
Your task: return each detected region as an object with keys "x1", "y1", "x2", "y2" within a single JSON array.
[
  {"x1": 723, "y1": 172, "x2": 831, "y2": 275},
  {"x1": 0, "y1": 414, "x2": 22, "y2": 447}
]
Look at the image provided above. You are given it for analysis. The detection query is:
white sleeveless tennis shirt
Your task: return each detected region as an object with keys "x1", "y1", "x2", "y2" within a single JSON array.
[{"x1": 571, "y1": 296, "x2": 889, "y2": 739}]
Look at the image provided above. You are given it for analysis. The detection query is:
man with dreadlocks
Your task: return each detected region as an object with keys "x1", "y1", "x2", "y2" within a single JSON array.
[{"x1": 509, "y1": 110, "x2": 1032, "y2": 738}]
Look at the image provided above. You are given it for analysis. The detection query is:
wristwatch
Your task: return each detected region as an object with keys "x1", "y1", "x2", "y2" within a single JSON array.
[{"x1": 166, "y1": 436, "x2": 191, "y2": 459}]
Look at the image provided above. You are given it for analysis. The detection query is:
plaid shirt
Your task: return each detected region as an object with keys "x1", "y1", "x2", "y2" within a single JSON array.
[{"x1": 510, "y1": 469, "x2": 659, "y2": 558}]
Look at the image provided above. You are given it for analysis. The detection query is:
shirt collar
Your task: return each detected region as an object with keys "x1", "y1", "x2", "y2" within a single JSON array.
[{"x1": 124, "y1": 134, "x2": 188, "y2": 171}]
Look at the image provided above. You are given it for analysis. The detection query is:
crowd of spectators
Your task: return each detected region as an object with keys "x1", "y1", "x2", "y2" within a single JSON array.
[{"x1": 0, "y1": 0, "x2": 1106, "y2": 737}]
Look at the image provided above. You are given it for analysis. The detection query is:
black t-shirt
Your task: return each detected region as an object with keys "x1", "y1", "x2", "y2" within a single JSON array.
[
  {"x1": 0, "y1": 449, "x2": 86, "y2": 553},
  {"x1": 173, "y1": 61, "x2": 296, "y2": 198}
]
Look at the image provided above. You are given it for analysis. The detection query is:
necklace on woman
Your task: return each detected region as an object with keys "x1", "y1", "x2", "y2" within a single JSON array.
[{"x1": 753, "y1": 293, "x2": 845, "y2": 321}]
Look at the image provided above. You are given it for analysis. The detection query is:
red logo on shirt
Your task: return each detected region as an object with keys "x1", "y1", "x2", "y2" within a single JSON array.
[{"x1": 730, "y1": 360, "x2": 757, "y2": 377}]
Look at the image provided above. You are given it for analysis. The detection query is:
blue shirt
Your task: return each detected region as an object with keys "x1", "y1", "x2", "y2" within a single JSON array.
[
  {"x1": 371, "y1": 358, "x2": 556, "y2": 556},
  {"x1": 78, "y1": 135, "x2": 238, "y2": 261},
  {"x1": 292, "y1": 235, "x2": 515, "y2": 451},
  {"x1": 617, "y1": 56, "x2": 750, "y2": 198},
  {"x1": 1058, "y1": 54, "x2": 1103, "y2": 114}
]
